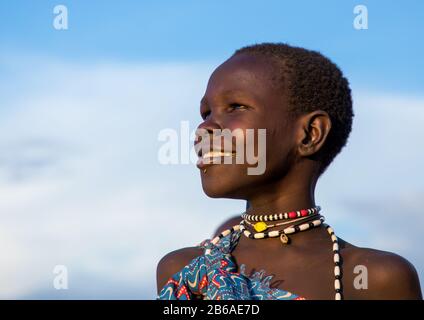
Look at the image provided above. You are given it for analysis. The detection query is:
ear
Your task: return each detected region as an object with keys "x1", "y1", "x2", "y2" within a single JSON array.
[{"x1": 297, "y1": 110, "x2": 332, "y2": 157}]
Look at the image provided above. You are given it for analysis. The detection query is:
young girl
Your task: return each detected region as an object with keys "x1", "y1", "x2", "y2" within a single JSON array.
[{"x1": 156, "y1": 43, "x2": 422, "y2": 300}]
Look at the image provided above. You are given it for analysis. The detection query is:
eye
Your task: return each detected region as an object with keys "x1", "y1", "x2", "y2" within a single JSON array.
[{"x1": 228, "y1": 103, "x2": 248, "y2": 112}]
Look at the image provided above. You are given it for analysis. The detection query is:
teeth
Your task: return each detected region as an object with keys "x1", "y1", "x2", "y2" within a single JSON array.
[{"x1": 202, "y1": 151, "x2": 235, "y2": 159}]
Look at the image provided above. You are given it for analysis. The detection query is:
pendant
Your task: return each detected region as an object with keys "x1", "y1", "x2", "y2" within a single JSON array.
[
  {"x1": 280, "y1": 233, "x2": 289, "y2": 244},
  {"x1": 254, "y1": 221, "x2": 268, "y2": 232}
]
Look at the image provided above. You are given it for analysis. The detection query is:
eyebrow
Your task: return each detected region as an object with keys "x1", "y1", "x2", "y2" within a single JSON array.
[{"x1": 200, "y1": 89, "x2": 248, "y2": 106}]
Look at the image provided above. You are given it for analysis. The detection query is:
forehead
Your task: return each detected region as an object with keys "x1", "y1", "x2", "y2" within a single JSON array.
[{"x1": 204, "y1": 53, "x2": 284, "y2": 103}]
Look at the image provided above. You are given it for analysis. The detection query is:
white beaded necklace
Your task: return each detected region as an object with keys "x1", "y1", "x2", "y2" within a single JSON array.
[{"x1": 206, "y1": 214, "x2": 343, "y2": 300}]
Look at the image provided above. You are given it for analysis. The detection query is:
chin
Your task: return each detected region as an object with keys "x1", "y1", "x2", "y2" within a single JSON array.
[{"x1": 203, "y1": 189, "x2": 246, "y2": 200}]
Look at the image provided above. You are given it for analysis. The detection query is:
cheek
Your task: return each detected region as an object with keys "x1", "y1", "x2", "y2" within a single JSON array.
[
  {"x1": 198, "y1": 117, "x2": 295, "y2": 198},
  {"x1": 264, "y1": 125, "x2": 297, "y2": 174}
]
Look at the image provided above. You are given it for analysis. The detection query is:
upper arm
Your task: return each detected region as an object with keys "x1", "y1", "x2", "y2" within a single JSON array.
[
  {"x1": 156, "y1": 246, "x2": 203, "y2": 295},
  {"x1": 355, "y1": 250, "x2": 422, "y2": 300}
]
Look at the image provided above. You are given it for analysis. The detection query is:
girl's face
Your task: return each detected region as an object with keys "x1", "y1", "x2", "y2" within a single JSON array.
[{"x1": 196, "y1": 53, "x2": 300, "y2": 199}]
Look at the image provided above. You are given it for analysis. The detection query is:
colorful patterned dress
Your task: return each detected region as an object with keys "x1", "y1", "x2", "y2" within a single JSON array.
[{"x1": 157, "y1": 227, "x2": 304, "y2": 300}]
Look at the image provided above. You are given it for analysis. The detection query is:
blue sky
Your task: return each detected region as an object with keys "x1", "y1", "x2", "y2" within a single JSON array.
[
  {"x1": 0, "y1": 1, "x2": 423, "y2": 299},
  {"x1": 1, "y1": 0, "x2": 423, "y2": 92}
]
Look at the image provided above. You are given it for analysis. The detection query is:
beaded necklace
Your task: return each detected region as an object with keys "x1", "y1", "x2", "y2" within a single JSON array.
[
  {"x1": 240, "y1": 215, "x2": 322, "y2": 243},
  {"x1": 207, "y1": 208, "x2": 343, "y2": 300},
  {"x1": 242, "y1": 206, "x2": 321, "y2": 233},
  {"x1": 243, "y1": 214, "x2": 316, "y2": 232},
  {"x1": 242, "y1": 206, "x2": 321, "y2": 222}
]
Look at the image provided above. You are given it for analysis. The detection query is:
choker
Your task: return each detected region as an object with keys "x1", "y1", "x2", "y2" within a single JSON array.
[
  {"x1": 241, "y1": 206, "x2": 321, "y2": 222},
  {"x1": 243, "y1": 214, "x2": 317, "y2": 232},
  {"x1": 242, "y1": 206, "x2": 320, "y2": 233}
]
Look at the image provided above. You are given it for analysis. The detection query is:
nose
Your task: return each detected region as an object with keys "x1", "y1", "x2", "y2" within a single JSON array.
[
  {"x1": 195, "y1": 115, "x2": 222, "y2": 143},
  {"x1": 194, "y1": 115, "x2": 226, "y2": 157}
]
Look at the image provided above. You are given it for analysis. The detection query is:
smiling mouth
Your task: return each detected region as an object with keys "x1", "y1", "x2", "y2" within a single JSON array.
[
  {"x1": 203, "y1": 151, "x2": 235, "y2": 159},
  {"x1": 196, "y1": 151, "x2": 237, "y2": 169}
]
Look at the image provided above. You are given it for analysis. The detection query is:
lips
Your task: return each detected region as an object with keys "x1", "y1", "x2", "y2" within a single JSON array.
[
  {"x1": 202, "y1": 151, "x2": 234, "y2": 158},
  {"x1": 196, "y1": 150, "x2": 236, "y2": 169}
]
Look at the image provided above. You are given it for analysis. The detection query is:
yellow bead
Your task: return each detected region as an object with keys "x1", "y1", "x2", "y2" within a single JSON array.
[{"x1": 254, "y1": 221, "x2": 268, "y2": 232}]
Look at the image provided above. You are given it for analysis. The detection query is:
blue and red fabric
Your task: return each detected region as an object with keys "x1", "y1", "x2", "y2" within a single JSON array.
[{"x1": 158, "y1": 228, "x2": 304, "y2": 300}]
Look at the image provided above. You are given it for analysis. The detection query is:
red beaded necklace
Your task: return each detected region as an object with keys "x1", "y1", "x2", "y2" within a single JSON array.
[{"x1": 241, "y1": 206, "x2": 321, "y2": 232}]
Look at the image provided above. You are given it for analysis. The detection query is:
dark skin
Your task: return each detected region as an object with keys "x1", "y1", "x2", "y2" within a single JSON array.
[{"x1": 157, "y1": 53, "x2": 422, "y2": 299}]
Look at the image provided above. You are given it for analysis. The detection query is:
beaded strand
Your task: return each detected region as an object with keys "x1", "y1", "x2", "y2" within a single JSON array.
[
  {"x1": 326, "y1": 224, "x2": 342, "y2": 300},
  {"x1": 239, "y1": 216, "x2": 324, "y2": 241},
  {"x1": 243, "y1": 214, "x2": 317, "y2": 232},
  {"x1": 242, "y1": 206, "x2": 321, "y2": 222},
  {"x1": 206, "y1": 211, "x2": 343, "y2": 300}
]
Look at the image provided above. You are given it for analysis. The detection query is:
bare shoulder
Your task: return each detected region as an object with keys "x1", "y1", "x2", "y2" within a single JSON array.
[
  {"x1": 156, "y1": 215, "x2": 241, "y2": 295},
  {"x1": 342, "y1": 244, "x2": 422, "y2": 299},
  {"x1": 156, "y1": 246, "x2": 203, "y2": 295},
  {"x1": 212, "y1": 215, "x2": 242, "y2": 237}
]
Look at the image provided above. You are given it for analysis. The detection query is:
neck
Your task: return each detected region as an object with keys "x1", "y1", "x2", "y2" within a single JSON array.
[{"x1": 245, "y1": 162, "x2": 318, "y2": 216}]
